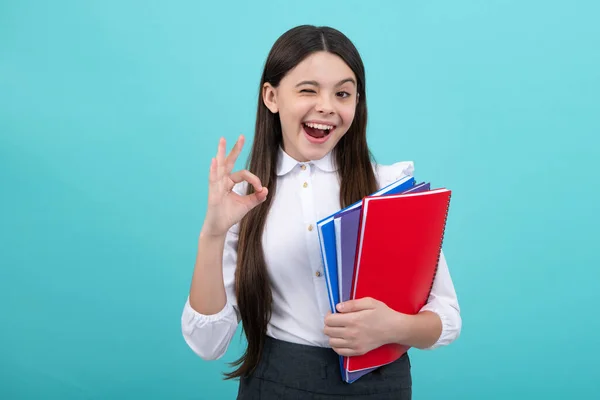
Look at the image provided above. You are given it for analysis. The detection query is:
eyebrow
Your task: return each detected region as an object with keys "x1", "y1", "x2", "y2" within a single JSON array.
[{"x1": 295, "y1": 78, "x2": 356, "y2": 87}]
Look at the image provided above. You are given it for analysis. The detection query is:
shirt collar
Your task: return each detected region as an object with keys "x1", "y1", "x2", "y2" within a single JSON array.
[{"x1": 276, "y1": 146, "x2": 338, "y2": 176}]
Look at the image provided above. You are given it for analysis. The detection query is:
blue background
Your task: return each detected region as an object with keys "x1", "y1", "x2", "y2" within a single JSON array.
[{"x1": 1, "y1": 0, "x2": 598, "y2": 398}]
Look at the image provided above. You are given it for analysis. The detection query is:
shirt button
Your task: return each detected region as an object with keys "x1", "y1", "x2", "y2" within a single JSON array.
[
  {"x1": 315, "y1": 271, "x2": 322, "y2": 277},
  {"x1": 301, "y1": 164, "x2": 307, "y2": 170},
  {"x1": 308, "y1": 224, "x2": 313, "y2": 231},
  {"x1": 303, "y1": 182, "x2": 308, "y2": 188}
]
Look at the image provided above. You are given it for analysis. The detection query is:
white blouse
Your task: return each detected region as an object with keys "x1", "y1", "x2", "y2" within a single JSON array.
[{"x1": 181, "y1": 147, "x2": 461, "y2": 360}]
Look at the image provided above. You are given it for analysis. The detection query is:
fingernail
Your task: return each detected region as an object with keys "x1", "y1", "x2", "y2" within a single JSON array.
[{"x1": 336, "y1": 303, "x2": 343, "y2": 311}]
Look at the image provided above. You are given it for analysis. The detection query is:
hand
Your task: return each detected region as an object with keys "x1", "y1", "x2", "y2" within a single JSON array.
[
  {"x1": 323, "y1": 297, "x2": 408, "y2": 357},
  {"x1": 201, "y1": 135, "x2": 268, "y2": 237}
]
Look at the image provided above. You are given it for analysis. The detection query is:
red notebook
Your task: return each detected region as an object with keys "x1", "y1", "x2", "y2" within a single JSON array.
[{"x1": 344, "y1": 188, "x2": 451, "y2": 373}]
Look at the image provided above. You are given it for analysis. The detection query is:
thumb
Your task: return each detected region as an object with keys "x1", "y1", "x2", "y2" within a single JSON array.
[{"x1": 243, "y1": 187, "x2": 269, "y2": 208}]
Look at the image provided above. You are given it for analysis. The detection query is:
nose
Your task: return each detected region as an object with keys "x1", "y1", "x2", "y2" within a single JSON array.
[{"x1": 315, "y1": 93, "x2": 334, "y2": 115}]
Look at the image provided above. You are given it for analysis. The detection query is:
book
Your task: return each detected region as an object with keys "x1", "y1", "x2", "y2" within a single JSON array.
[
  {"x1": 316, "y1": 175, "x2": 416, "y2": 313},
  {"x1": 403, "y1": 181, "x2": 431, "y2": 193},
  {"x1": 334, "y1": 206, "x2": 375, "y2": 382},
  {"x1": 333, "y1": 181, "x2": 434, "y2": 382},
  {"x1": 335, "y1": 207, "x2": 362, "y2": 304},
  {"x1": 317, "y1": 175, "x2": 415, "y2": 383},
  {"x1": 343, "y1": 188, "x2": 452, "y2": 374},
  {"x1": 335, "y1": 182, "x2": 430, "y2": 305}
]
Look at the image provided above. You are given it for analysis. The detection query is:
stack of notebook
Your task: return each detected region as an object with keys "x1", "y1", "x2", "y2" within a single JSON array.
[{"x1": 316, "y1": 175, "x2": 452, "y2": 383}]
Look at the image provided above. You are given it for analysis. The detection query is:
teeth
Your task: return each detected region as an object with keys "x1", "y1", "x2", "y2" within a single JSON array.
[{"x1": 305, "y1": 122, "x2": 334, "y2": 130}]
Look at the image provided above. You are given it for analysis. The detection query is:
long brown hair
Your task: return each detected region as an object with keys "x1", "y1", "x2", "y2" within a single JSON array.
[{"x1": 224, "y1": 25, "x2": 378, "y2": 380}]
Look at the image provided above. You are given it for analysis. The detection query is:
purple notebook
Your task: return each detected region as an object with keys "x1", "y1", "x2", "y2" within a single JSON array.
[
  {"x1": 335, "y1": 207, "x2": 362, "y2": 304},
  {"x1": 333, "y1": 181, "x2": 431, "y2": 382},
  {"x1": 402, "y1": 182, "x2": 430, "y2": 194},
  {"x1": 334, "y1": 207, "x2": 374, "y2": 382}
]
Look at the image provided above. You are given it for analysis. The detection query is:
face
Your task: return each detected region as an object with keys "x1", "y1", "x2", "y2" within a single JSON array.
[{"x1": 262, "y1": 51, "x2": 359, "y2": 162}]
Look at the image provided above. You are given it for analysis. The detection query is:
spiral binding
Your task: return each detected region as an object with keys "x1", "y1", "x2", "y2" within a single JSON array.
[{"x1": 427, "y1": 191, "x2": 451, "y2": 299}]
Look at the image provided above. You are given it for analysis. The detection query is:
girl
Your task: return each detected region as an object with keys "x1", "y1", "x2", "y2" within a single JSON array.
[{"x1": 182, "y1": 25, "x2": 461, "y2": 399}]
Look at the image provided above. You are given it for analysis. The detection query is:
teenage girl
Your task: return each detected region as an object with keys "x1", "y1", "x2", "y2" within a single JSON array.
[{"x1": 182, "y1": 25, "x2": 461, "y2": 399}]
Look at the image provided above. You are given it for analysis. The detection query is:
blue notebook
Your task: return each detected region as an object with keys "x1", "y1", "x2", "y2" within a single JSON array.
[{"x1": 316, "y1": 175, "x2": 416, "y2": 383}]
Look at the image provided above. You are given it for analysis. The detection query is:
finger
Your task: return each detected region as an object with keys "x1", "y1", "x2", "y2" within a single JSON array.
[
  {"x1": 332, "y1": 347, "x2": 360, "y2": 357},
  {"x1": 216, "y1": 137, "x2": 226, "y2": 178},
  {"x1": 224, "y1": 135, "x2": 244, "y2": 174},
  {"x1": 337, "y1": 298, "x2": 376, "y2": 313},
  {"x1": 329, "y1": 337, "x2": 352, "y2": 348},
  {"x1": 208, "y1": 158, "x2": 218, "y2": 183},
  {"x1": 238, "y1": 187, "x2": 269, "y2": 209},
  {"x1": 323, "y1": 326, "x2": 345, "y2": 338},
  {"x1": 324, "y1": 313, "x2": 349, "y2": 328},
  {"x1": 251, "y1": 186, "x2": 269, "y2": 203},
  {"x1": 229, "y1": 170, "x2": 263, "y2": 193}
]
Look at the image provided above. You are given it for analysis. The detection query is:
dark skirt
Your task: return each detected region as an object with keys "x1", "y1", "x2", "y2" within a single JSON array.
[{"x1": 237, "y1": 336, "x2": 412, "y2": 399}]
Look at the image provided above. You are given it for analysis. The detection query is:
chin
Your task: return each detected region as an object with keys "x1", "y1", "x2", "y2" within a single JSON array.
[
  {"x1": 299, "y1": 137, "x2": 342, "y2": 160},
  {"x1": 299, "y1": 146, "x2": 333, "y2": 161}
]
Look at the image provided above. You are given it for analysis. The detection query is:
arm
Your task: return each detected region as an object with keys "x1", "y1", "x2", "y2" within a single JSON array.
[
  {"x1": 327, "y1": 162, "x2": 460, "y2": 355},
  {"x1": 325, "y1": 250, "x2": 461, "y2": 355},
  {"x1": 388, "y1": 311, "x2": 443, "y2": 350},
  {"x1": 181, "y1": 225, "x2": 241, "y2": 361},
  {"x1": 189, "y1": 231, "x2": 228, "y2": 315},
  {"x1": 181, "y1": 135, "x2": 267, "y2": 361}
]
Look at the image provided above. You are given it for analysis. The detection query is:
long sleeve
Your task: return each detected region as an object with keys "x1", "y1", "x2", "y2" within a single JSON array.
[
  {"x1": 419, "y1": 250, "x2": 462, "y2": 349},
  {"x1": 181, "y1": 222, "x2": 241, "y2": 360}
]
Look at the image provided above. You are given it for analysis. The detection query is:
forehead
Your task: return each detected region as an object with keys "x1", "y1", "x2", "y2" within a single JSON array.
[{"x1": 282, "y1": 51, "x2": 356, "y2": 86}]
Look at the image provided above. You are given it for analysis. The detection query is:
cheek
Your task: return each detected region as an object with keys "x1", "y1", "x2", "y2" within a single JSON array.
[
  {"x1": 280, "y1": 98, "x2": 313, "y2": 125},
  {"x1": 338, "y1": 103, "x2": 357, "y2": 127}
]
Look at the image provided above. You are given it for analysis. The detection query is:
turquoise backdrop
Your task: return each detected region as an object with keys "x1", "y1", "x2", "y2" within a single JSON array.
[{"x1": 1, "y1": 0, "x2": 598, "y2": 399}]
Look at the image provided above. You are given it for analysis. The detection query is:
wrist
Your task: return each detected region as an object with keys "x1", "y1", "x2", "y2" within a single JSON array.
[
  {"x1": 387, "y1": 310, "x2": 442, "y2": 349},
  {"x1": 198, "y1": 229, "x2": 227, "y2": 244},
  {"x1": 386, "y1": 310, "x2": 413, "y2": 345}
]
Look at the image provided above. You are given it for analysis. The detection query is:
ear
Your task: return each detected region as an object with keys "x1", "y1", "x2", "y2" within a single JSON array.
[
  {"x1": 356, "y1": 92, "x2": 360, "y2": 105},
  {"x1": 262, "y1": 82, "x2": 279, "y2": 113}
]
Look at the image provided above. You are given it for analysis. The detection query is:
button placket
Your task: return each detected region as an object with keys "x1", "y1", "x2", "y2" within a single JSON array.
[
  {"x1": 298, "y1": 164, "x2": 321, "y2": 279},
  {"x1": 298, "y1": 164, "x2": 330, "y2": 321}
]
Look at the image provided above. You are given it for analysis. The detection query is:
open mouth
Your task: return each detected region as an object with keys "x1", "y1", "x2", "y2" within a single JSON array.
[{"x1": 302, "y1": 122, "x2": 336, "y2": 139}]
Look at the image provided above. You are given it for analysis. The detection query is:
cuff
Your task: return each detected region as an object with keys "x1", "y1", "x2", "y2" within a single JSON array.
[
  {"x1": 181, "y1": 297, "x2": 236, "y2": 335},
  {"x1": 419, "y1": 303, "x2": 461, "y2": 350}
]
